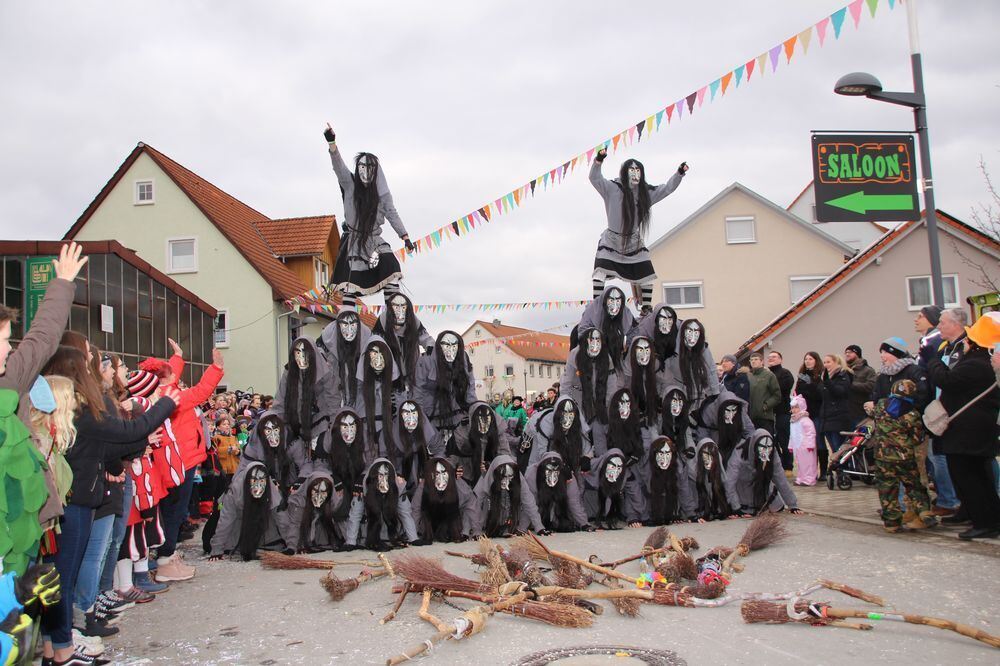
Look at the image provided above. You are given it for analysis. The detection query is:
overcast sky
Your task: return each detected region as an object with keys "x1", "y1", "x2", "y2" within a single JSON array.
[{"x1": 1, "y1": 1, "x2": 998, "y2": 339}]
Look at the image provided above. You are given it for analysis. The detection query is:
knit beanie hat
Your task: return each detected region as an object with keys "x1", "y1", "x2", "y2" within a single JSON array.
[
  {"x1": 920, "y1": 305, "x2": 942, "y2": 327},
  {"x1": 879, "y1": 337, "x2": 910, "y2": 360},
  {"x1": 844, "y1": 344, "x2": 862, "y2": 357},
  {"x1": 721, "y1": 354, "x2": 738, "y2": 365},
  {"x1": 127, "y1": 369, "x2": 159, "y2": 398}
]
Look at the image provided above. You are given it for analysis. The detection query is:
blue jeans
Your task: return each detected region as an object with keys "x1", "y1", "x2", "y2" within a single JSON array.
[
  {"x1": 926, "y1": 440, "x2": 960, "y2": 509},
  {"x1": 99, "y1": 477, "x2": 134, "y2": 591},
  {"x1": 42, "y1": 504, "x2": 94, "y2": 649},
  {"x1": 158, "y1": 467, "x2": 196, "y2": 559},
  {"x1": 74, "y1": 514, "x2": 115, "y2": 612}
]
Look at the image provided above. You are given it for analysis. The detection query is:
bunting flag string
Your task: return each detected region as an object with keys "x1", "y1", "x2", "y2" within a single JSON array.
[
  {"x1": 389, "y1": 0, "x2": 894, "y2": 263},
  {"x1": 282, "y1": 294, "x2": 639, "y2": 317},
  {"x1": 466, "y1": 322, "x2": 574, "y2": 350}
]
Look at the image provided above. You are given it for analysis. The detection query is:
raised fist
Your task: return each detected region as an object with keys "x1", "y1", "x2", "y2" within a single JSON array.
[
  {"x1": 678, "y1": 161, "x2": 689, "y2": 175},
  {"x1": 404, "y1": 237, "x2": 415, "y2": 254},
  {"x1": 324, "y1": 123, "x2": 336, "y2": 143},
  {"x1": 595, "y1": 148, "x2": 607, "y2": 163}
]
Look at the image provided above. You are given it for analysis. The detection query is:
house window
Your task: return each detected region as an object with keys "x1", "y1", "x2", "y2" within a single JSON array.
[
  {"x1": 906, "y1": 275, "x2": 960, "y2": 310},
  {"x1": 213, "y1": 309, "x2": 229, "y2": 347},
  {"x1": 529, "y1": 364, "x2": 534, "y2": 377},
  {"x1": 484, "y1": 365, "x2": 494, "y2": 377},
  {"x1": 663, "y1": 281, "x2": 704, "y2": 309},
  {"x1": 725, "y1": 216, "x2": 756, "y2": 244},
  {"x1": 545, "y1": 366, "x2": 552, "y2": 378},
  {"x1": 166, "y1": 238, "x2": 198, "y2": 274},
  {"x1": 504, "y1": 364, "x2": 514, "y2": 377},
  {"x1": 313, "y1": 258, "x2": 329, "y2": 288},
  {"x1": 135, "y1": 180, "x2": 154, "y2": 205},
  {"x1": 789, "y1": 276, "x2": 827, "y2": 304},
  {"x1": 475, "y1": 329, "x2": 481, "y2": 338}
]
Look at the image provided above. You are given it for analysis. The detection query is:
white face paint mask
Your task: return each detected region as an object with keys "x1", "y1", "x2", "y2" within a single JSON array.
[
  {"x1": 559, "y1": 403, "x2": 575, "y2": 431},
  {"x1": 401, "y1": 402, "x2": 419, "y2": 432},
  {"x1": 340, "y1": 415, "x2": 357, "y2": 444},
  {"x1": 440, "y1": 333, "x2": 459, "y2": 364},
  {"x1": 368, "y1": 346, "x2": 386, "y2": 373},
  {"x1": 357, "y1": 155, "x2": 375, "y2": 185},
  {"x1": 670, "y1": 394, "x2": 684, "y2": 417},
  {"x1": 723, "y1": 404, "x2": 738, "y2": 425},
  {"x1": 293, "y1": 341, "x2": 309, "y2": 370},
  {"x1": 543, "y1": 461, "x2": 561, "y2": 488},
  {"x1": 657, "y1": 309, "x2": 674, "y2": 335},
  {"x1": 655, "y1": 443, "x2": 673, "y2": 470},
  {"x1": 499, "y1": 465, "x2": 514, "y2": 491},
  {"x1": 683, "y1": 323, "x2": 701, "y2": 349},
  {"x1": 605, "y1": 456, "x2": 623, "y2": 484},
  {"x1": 475, "y1": 408, "x2": 492, "y2": 435},
  {"x1": 586, "y1": 331, "x2": 602, "y2": 358},
  {"x1": 701, "y1": 451, "x2": 714, "y2": 471},
  {"x1": 310, "y1": 481, "x2": 330, "y2": 508},
  {"x1": 339, "y1": 316, "x2": 358, "y2": 342},
  {"x1": 628, "y1": 163, "x2": 641, "y2": 187},
  {"x1": 606, "y1": 290, "x2": 623, "y2": 317},
  {"x1": 263, "y1": 421, "x2": 281, "y2": 448},
  {"x1": 376, "y1": 465, "x2": 391, "y2": 494},
  {"x1": 390, "y1": 295, "x2": 408, "y2": 325},
  {"x1": 249, "y1": 467, "x2": 268, "y2": 499},
  {"x1": 757, "y1": 437, "x2": 774, "y2": 464},
  {"x1": 617, "y1": 393, "x2": 631, "y2": 421},
  {"x1": 434, "y1": 462, "x2": 449, "y2": 492},
  {"x1": 635, "y1": 339, "x2": 652, "y2": 367}
]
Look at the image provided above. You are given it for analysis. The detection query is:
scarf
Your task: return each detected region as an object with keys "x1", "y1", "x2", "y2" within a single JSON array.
[
  {"x1": 886, "y1": 395, "x2": 915, "y2": 419},
  {"x1": 879, "y1": 356, "x2": 915, "y2": 376}
]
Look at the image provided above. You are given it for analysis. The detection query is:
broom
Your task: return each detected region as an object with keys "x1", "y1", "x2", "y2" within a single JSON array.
[
  {"x1": 597, "y1": 575, "x2": 642, "y2": 618},
  {"x1": 741, "y1": 599, "x2": 1000, "y2": 649},
  {"x1": 598, "y1": 526, "x2": 671, "y2": 568},
  {"x1": 478, "y1": 536, "x2": 512, "y2": 588},
  {"x1": 258, "y1": 550, "x2": 381, "y2": 570},
  {"x1": 443, "y1": 589, "x2": 595, "y2": 627},
  {"x1": 320, "y1": 567, "x2": 389, "y2": 602},
  {"x1": 394, "y1": 555, "x2": 491, "y2": 593},
  {"x1": 721, "y1": 513, "x2": 789, "y2": 573}
]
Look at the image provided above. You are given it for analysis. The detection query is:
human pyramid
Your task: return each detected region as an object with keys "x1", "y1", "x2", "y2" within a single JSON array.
[{"x1": 204, "y1": 127, "x2": 802, "y2": 560}]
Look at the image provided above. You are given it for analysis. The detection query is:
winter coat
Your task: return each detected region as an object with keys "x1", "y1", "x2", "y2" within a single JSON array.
[
  {"x1": 721, "y1": 369, "x2": 750, "y2": 403},
  {"x1": 818, "y1": 369, "x2": 853, "y2": 433},
  {"x1": 926, "y1": 348, "x2": 999, "y2": 457},
  {"x1": 871, "y1": 361, "x2": 930, "y2": 412},
  {"x1": 65, "y1": 397, "x2": 175, "y2": 508},
  {"x1": 747, "y1": 367, "x2": 780, "y2": 424},
  {"x1": 917, "y1": 330, "x2": 943, "y2": 369},
  {"x1": 213, "y1": 434, "x2": 241, "y2": 475},
  {"x1": 846, "y1": 358, "x2": 876, "y2": 424},
  {"x1": 524, "y1": 451, "x2": 589, "y2": 529},
  {"x1": 793, "y1": 371, "x2": 823, "y2": 426},
  {"x1": 345, "y1": 457, "x2": 418, "y2": 545},
  {"x1": 162, "y1": 354, "x2": 225, "y2": 470},
  {"x1": 495, "y1": 403, "x2": 528, "y2": 432},
  {"x1": 725, "y1": 429, "x2": 798, "y2": 513},
  {"x1": 769, "y1": 365, "x2": 795, "y2": 416},
  {"x1": 469, "y1": 454, "x2": 544, "y2": 535}
]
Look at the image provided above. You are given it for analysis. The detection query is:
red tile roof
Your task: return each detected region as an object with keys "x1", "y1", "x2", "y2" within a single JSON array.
[
  {"x1": 737, "y1": 210, "x2": 1000, "y2": 356},
  {"x1": 470, "y1": 320, "x2": 570, "y2": 363},
  {"x1": 255, "y1": 216, "x2": 335, "y2": 257}
]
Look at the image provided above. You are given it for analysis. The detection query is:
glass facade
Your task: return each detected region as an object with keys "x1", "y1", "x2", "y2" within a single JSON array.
[{"x1": 1, "y1": 248, "x2": 215, "y2": 386}]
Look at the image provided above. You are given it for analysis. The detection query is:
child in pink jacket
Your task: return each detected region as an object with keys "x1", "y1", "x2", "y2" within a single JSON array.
[{"x1": 789, "y1": 394, "x2": 817, "y2": 486}]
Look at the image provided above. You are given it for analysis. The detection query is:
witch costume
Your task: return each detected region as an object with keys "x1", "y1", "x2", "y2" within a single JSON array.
[
  {"x1": 208, "y1": 461, "x2": 289, "y2": 560},
  {"x1": 524, "y1": 451, "x2": 590, "y2": 533},
  {"x1": 588, "y1": 152, "x2": 686, "y2": 307},
  {"x1": 448, "y1": 401, "x2": 512, "y2": 488},
  {"x1": 345, "y1": 457, "x2": 419, "y2": 550},
  {"x1": 413, "y1": 330, "x2": 477, "y2": 434},
  {"x1": 317, "y1": 309, "x2": 371, "y2": 408},
  {"x1": 559, "y1": 327, "x2": 620, "y2": 457},
  {"x1": 283, "y1": 470, "x2": 352, "y2": 553},
  {"x1": 696, "y1": 389, "x2": 755, "y2": 466},
  {"x1": 725, "y1": 429, "x2": 798, "y2": 515},
  {"x1": 582, "y1": 448, "x2": 631, "y2": 530},
  {"x1": 272, "y1": 337, "x2": 338, "y2": 471},
  {"x1": 689, "y1": 438, "x2": 732, "y2": 521},
  {"x1": 353, "y1": 335, "x2": 403, "y2": 464},
  {"x1": 664, "y1": 318, "x2": 718, "y2": 410},
  {"x1": 409, "y1": 457, "x2": 476, "y2": 544},
  {"x1": 470, "y1": 454, "x2": 545, "y2": 538},
  {"x1": 372, "y1": 292, "x2": 434, "y2": 396},
  {"x1": 390, "y1": 399, "x2": 445, "y2": 498}
]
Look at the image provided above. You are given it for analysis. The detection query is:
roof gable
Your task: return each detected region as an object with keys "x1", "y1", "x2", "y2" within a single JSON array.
[
  {"x1": 64, "y1": 142, "x2": 317, "y2": 301},
  {"x1": 255, "y1": 216, "x2": 336, "y2": 257},
  {"x1": 737, "y1": 210, "x2": 1000, "y2": 355},
  {"x1": 464, "y1": 320, "x2": 570, "y2": 363},
  {"x1": 648, "y1": 182, "x2": 856, "y2": 255}
]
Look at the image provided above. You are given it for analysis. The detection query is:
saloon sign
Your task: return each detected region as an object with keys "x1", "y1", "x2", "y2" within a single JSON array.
[{"x1": 811, "y1": 134, "x2": 920, "y2": 223}]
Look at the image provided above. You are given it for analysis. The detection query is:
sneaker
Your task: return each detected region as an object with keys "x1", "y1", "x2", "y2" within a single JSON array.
[
  {"x1": 155, "y1": 559, "x2": 195, "y2": 582},
  {"x1": 45, "y1": 650, "x2": 107, "y2": 665},
  {"x1": 92, "y1": 605, "x2": 121, "y2": 626},
  {"x1": 132, "y1": 572, "x2": 169, "y2": 594},
  {"x1": 96, "y1": 590, "x2": 134, "y2": 612},
  {"x1": 942, "y1": 513, "x2": 972, "y2": 526},
  {"x1": 119, "y1": 583, "x2": 159, "y2": 601},
  {"x1": 80, "y1": 611, "x2": 119, "y2": 638},
  {"x1": 72, "y1": 629, "x2": 105, "y2": 657},
  {"x1": 930, "y1": 505, "x2": 957, "y2": 518}
]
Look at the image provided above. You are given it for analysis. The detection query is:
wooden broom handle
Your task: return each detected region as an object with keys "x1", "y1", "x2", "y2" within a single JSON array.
[
  {"x1": 528, "y1": 533, "x2": 636, "y2": 585},
  {"x1": 827, "y1": 608, "x2": 1000, "y2": 649}
]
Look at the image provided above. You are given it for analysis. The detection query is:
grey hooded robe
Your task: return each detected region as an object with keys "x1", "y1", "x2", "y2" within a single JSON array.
[
  {"x1": 470, "y1": 454, "x2": 544, "y2": 536},
  {"x1": 583, "y1": 447, "x2": 641, "y2": 526},
  {"x1": 577, "y1": 286, "x2": 636, "y2": 357},
  {"x1": 725, "y1": 429, "x2": 798, "y2": 513},
  {"x1": 236, "y1": 408, "x2": 307, "y2": 489},
  {"x1": 646, "y1": 436, "x2": 698, "y2": 522},
  {"x1": 209, "y1": 461, "x2": 291, "y2": 556},
  {"x1": 525, "y1": 451, "x2": 589, "y2": 530},
  {"x1": 318, "y1": 311, "x2": 372, "y2": 408},
  {"x1": 345, "y1": 457, "x2": 419, "y2": 546},
  {"x1": 688, "y1": 437, "x2": 731, "y2": 520},
  {"x1": 627, "y1": 302, "x2": 683, "y2": 390},
  {"x1": 283, "y1": 470, "x2": 351, "y2": 552},
  {"x1": 371, "y1": 306, "x2": 435, "y2": 396},
  {"x1": 389, "y1": 407, "x2": 445, "y2": 495},
  {"x1": 696, "y1": 389, "x2": 755, "y2": 465},
  {"x1": 408, "y1": 457, "x2": 477, "y2": 540},
  {"x1": 449, "y1": 401, "x2": 512, "y2": 486},
  {"x1": 353, "y1": 334, "x2": 404, "y2": 461},
  {"x1": 663, "y1": 319, "x2": 719, "y2": 410},
  {"x1": 559, "y1": 347, "x2": 620, "y2": 458},
  {"x1": 413, "y1": 347, "x2": 477, "y2": 431},
  {"x1": 272, "y1": 337, "x2": 339, "y2": 459}
]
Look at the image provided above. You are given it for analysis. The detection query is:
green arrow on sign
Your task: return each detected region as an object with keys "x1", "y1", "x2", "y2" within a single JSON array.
[{"x1": 824, "y1": 190, "x2": 914, "y2": 215}]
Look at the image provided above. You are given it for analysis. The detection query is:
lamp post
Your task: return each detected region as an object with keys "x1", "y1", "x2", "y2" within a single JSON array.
[{"x1": 833, "y1": 0, "x2": 944, "y2": 307}]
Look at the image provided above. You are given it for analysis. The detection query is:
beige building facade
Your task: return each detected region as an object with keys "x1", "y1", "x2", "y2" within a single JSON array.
[
  {"x1": 787, "y1": 181, "x2": 888, "y2": 252},
  {"x1": 738, "y1": 212, "x2": 1000, "y2": 368},
  {"x1": 65, "y1": 143, "x2": 342, "y2": 394},
  {"x1": 462, "y1": 320, "x2": 569, "y2": 402},
  {"x1": 646, "y1": 183, "x2": 855, "y2": 357}
]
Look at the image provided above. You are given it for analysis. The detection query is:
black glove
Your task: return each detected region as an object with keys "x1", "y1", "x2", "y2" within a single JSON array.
[
  {"x1": 580, "y1": 456, "x2": 592, "y2": 472},
  {"x1": 404, "y1": 237, "x2": 415, "y2": 253},
  {"x1": 324, "y1": 127, "x2": 336, "y2": 143},
  {"x1": 678, "y1": 161, "x2": 689, "y2": 175},
  {"x1": 595, "y1": 148, "x2": 607, "y2": 163},
  {"x1": 537, "y1": 529, "x2": 553, "y2": 537}
]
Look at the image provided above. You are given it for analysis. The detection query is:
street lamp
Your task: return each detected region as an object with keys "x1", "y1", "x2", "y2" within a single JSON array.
[{"x1": 833, "y1": 0, "x2": 944, "y2": 307}]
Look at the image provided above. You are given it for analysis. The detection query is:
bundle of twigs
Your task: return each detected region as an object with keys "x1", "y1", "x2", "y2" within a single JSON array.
[
  {"x1": 394, "y1": 555, "x2": 490, "y2": 594},
  {"x1": 444, "y1": 589, "x2": 595, "y2": 628},
  {"x1": 597, "y1": 575, "x2": 642, "y2": 618},
  {"x1": 656, "y1": 552, "x2": 698, "y2": 583},
  {"x1": 741, "y1": 599, "x2": 1000, "y2": 649},
  {"x1": 719, "y1": 513, "x2": 789, "y2": 574},
  {"x1": 511, "y1": 534, "x2": 550, "y2": 562},
  {"x1": 259, "y1": 550, "x2": 380, "y2": 570},
  {"x1": 553, "y1": 558, "x2": 592, "y2": 590},
  {"x1": 478, "y1": 537, "x2": 512, "y2": 588},
  {"x1": 320, "y1": 567, "x2": 389, "y2": 601},
  {"x1": 502, "y1": 546, "x2": 552, "y2": 587}
]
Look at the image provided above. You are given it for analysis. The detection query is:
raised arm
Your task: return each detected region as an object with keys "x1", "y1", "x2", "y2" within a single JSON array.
[
  {"x1": 589, "y1": 149, "x2": 612, "y2": 199},
  {"x1": 649, "y1": 167, "x2": 685, "y2": 205},
  {"x1": 325, "y1": 124, "x2": 355, "y2": 190},
  {"x1": 80, "y1": 395, "x2": 177, "y2": 445}
]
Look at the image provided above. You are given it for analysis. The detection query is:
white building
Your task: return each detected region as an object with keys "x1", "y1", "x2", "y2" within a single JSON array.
[{"x1": 462, "y1": 319, "x2": 570, "y2": 402}]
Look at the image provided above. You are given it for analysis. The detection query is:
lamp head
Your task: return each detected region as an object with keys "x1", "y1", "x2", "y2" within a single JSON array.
[{"x1": 834, "y1": 72, "x2": 883, "y2": 96}]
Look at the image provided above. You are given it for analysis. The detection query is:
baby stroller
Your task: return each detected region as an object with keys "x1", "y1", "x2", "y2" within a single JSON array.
[{"x1": 826, "y1": 419, "x2": 877, "y2": 490}]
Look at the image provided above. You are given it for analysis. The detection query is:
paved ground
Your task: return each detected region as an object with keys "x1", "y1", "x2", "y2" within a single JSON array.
[{"x1": 101, "y1": 506, "x2": 1000, "y2": 666}]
